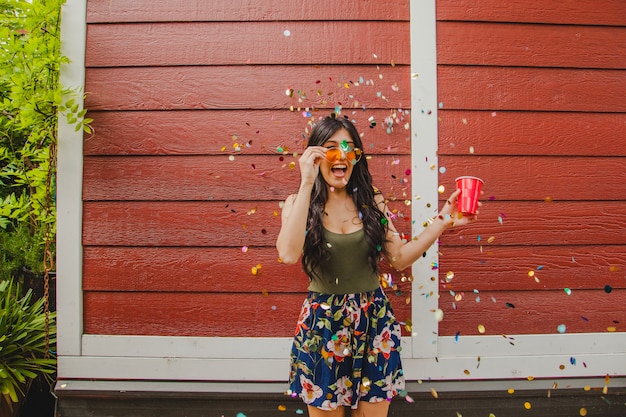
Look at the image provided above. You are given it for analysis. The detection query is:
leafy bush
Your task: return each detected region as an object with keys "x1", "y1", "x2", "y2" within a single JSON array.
[{"x1": 0, "y1": 277, "x2": 56, "y2": 410}]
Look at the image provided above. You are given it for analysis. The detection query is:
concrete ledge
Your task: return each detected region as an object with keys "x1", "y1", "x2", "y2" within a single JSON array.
[{"x1": 56, "y1": 386, "x2": 626, "y2": 417}]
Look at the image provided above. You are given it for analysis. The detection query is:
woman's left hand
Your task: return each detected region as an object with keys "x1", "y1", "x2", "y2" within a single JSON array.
[{"x1": 438, "y1": 189, "x2": 481, "y2": 228}]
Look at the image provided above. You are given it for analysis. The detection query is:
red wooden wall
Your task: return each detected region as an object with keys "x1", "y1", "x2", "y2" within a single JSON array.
[
  {"x1": 80, "y1": 0, "x2": 626, "y2": 340},
  {"x1": 435, "y1": 0, "x2": 626, "y2": 336},
  {"x1": 81, "y1": 0, "x2": 412, "y2": 337}
]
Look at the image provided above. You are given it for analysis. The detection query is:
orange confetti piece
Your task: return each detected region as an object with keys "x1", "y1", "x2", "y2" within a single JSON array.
[{"x1": 430, "y1": 388, "x2": 439, "y2": 399}]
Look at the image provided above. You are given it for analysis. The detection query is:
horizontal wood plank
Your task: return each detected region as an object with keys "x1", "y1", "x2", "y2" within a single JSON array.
[
  {"x1": 82, "y1": 201, "x2": 626, "y2": 247},
  {"x1": 82, "y1": 249, "x2": 413, "y2": 296},
  {"x1": 86, "y1": 21, "x2": 410, "y2": 67},
  {"x1": 438, "y1": 245, "x2": 626, "y2": 291},
  {"x1": 82, "y1": 290, "x2": 413, "y2": 337},
  {"x1": 82, "y1": 245, "x2": 626, "y2": 293},
  {"x1": 83, "y1": 247, "x2": 306, "y2": 292},
  {"x1": 438, "y1": 110, "x2": 626, "y2": 156},
  {"x1": 438, "y1": 289, "x2": 626, "y2": 336},
  {"x1": 86, "y1": 0, "x2": 411, "y2": 23},
  {"x1": 82, "y1": 155, "x2": 625, "y2": 202},
  {"x1": 438, "y1": 201, "x2": 626, "y2": 247},
  {"x1": 83, "y1": 289, "x2": 624, "y2": 337},
  {"x1": 82, "y1": 201, "x2": 414, "y2": 247},
  {"x1": 437, "y1": 156, "x2": 626, "y2": 201},
  {"x1": 84, "y1": 109, "x2": 412, "y2": 156},
  {"x1": 437, "y1": 21, "x2": 626, "y2": 69},
  {"x1": 84, "y1": 65, "x2": 411, "y2": 111},
  {"x1": 438, "y1": 66, "x2": 626, "y2": 112},
  {"x1": 437, "y1": 0, "x2": 626, "y2": 26},
  {"x1": 82, "y1": 155, "x2": 412, "y2": 201}
]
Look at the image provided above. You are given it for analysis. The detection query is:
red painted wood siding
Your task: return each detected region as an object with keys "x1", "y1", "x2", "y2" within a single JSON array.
[
  {"x1": 435, "y1": 0, "x2": 626, "y2": 336},
  {"x1": 82, "y1": 0, "x2": 412, "y2": 337}
]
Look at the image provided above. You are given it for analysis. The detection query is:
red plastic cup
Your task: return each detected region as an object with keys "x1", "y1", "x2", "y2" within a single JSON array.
[{"x1": 455, "y1": 176, "x2": 484, "y2": 215}]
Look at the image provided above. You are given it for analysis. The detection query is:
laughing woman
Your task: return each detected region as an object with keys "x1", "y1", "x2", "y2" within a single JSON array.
[{"x1": 276, "y1": 115, "x2": 478, "y2": 417}]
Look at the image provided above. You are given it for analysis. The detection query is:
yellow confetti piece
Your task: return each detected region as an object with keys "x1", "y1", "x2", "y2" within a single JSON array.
[
  {"x1": 289, "y1": 161, "x2": 296, "y2": 170},
  {"x1": 487, "y1": 236, "x2": 496, "y2": 243},
  {"x1": 438, "y1": 185, "x2": 445, "y2": 194},
  {"x1": 446, "y1": 271, "x2": 455, "y2": 282},
  {"x1": 507, "y1": 388, "x2": 515, "y2": 394},
  {"x1": 583, "y1": 385, "x2": 591, "y2": 391},
  {"x1": 607, "y1": 326, "x2": 617, "y2": 332},
  {"x1": 579, "y1": 407, "x2": 587, "y2": 416},
  {"x1": 603, "y1": 385, "x2": 608, "y2": 394},
  {"x1": 527, "y1": 270, "x2": 535, "y2": 277},
  {"x1": 430, "y1": 388, "x2": 439, "y2": 399},
  {"x1": 524, "y1": 401, "x2": 532, "y2": 410},
  {"x1": 609, "y1": 265, "x2": 620, "y2": 272},
  {"x1": 464, "y1": 369, "x2": 470, "y2": 375},
  {"x1": 527, "y1": 376, "x2": 535, "y2": 381},
  {"x1": 478, "y1": 324, "x2": 486, "y2": 334}
]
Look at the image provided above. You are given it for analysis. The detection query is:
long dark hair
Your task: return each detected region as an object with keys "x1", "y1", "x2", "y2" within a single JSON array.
[{"x1": 302, "y1": 115, "x2": 388, "y2": 275}]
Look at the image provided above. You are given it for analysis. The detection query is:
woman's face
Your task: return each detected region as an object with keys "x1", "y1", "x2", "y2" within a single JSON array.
[{"x1": 319, "y1": 128, "x2": 362, "y2": 191}]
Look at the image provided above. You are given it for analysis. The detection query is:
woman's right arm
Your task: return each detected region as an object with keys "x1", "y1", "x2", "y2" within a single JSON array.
[{"x1": 275, "y1": 146, "x2": 327, "y2": 264}]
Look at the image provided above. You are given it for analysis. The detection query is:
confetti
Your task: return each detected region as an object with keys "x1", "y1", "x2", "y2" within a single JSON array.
[
  {"x1": 278, "y1": 405, "x2": 287, "y2": 411},
  {"x1": 435, "y1": 308, "x2": 444, "y2": 322},
  {"x1": 579, "y1": 408, "x2": 587, "y2": 416},
  {"x1": 604, "y1": 285, "x2": 613, "y2": 293},
  {"x1": 283, "y1": 30, "x2": 291, "y2": 37},
  {"x1": 557, "y1": 324, "x2": 567, "y2": 334},
  {"x1": 564, "y1": 288, "x2": 572, "y2": 295},
  {"x1": 478, "y1": 324, "x2": 485, "y2": 334},
  {"x1": 524, "y1": 402, "x2": 532, "y2": 410},
  {"x1": 430, "y1": 388, "x2": 439, "y2": 398}
]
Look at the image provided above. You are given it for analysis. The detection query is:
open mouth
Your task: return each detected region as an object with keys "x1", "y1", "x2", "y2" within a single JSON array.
[{"x1": 331, "y1": 164, "x2": 348, "y2": 176}]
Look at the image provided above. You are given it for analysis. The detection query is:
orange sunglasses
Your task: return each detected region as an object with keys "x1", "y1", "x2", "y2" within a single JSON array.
[{"x1": 325, "y1": 146, "x2": 363, "y2": 165}]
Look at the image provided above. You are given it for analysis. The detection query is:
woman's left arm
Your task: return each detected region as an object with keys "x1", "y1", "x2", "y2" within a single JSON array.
[{"x1": 379, "y1": 189, "x2": 478, "y2": 271}]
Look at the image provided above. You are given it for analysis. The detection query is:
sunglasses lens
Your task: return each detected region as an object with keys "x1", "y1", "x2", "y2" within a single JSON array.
[
  {"x1": 347, "y1": 149, "x2": 362, "y2": 164},
  {"x1": 326, "y1": 149, "x2": 341, "y2": 162},
  {"x1": 325, "y1": 147, "x2": 362, "y2": 163}
]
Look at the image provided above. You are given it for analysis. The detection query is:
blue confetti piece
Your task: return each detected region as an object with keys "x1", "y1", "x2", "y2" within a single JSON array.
[
  {"x1": 570, "y1": 357, "x2": 576, "y2": 365},
  {"x1": 454, "y1": 331, "x2": 460, "y2": 343}
]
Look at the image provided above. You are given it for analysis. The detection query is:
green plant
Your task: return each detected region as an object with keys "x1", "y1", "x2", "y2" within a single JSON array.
[
  {"x1": 0, "y1": 277, "x2": 56, "y2": 412},
  {"x1": 1, "y1": 0, "x2": 91, "y2": 239}
]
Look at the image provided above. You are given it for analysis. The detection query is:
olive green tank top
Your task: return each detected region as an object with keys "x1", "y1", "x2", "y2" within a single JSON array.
[{"x1": 306, "y1": 228, "x2": 380, "y2": 294}]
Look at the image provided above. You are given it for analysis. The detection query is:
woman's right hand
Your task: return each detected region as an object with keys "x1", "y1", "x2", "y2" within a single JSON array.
[{"x1": 298, "y1": 146, "x2": 327, "y2": 186}]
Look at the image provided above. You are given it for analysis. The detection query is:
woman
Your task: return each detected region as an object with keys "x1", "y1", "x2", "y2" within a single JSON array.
[{"x1": 276, "y1": 115, "x2": 478, "y2": 417}]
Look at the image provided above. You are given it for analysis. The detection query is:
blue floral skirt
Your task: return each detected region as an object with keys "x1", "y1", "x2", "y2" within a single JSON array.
[{"x1": 287, "y1": 287, "x2": 405, "y2": 410}]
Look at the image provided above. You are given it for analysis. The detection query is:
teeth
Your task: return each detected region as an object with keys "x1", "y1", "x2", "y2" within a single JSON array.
[{"x1": 333, "y1": 165, "x2": 347, "y2": 169}]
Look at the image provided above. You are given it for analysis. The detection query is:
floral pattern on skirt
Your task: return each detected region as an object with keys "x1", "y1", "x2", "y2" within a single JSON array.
[{"x1": 288, "y1": 287, "x2": 405, "y2": 410}]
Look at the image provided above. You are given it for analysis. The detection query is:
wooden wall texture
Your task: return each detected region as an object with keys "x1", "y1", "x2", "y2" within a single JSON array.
[
  {"x1": 435, "y1": 0, "x2": 626, "y2": 336},
  {"x1": 80, "y1": 0, "x2": 625, "y2": 339},
  {"x1": 82, "y1": 0, "x2": 413, "y2": 337}
]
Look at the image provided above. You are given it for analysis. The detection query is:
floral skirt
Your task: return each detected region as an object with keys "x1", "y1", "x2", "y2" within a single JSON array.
[{"x1": 287, "y1": 287, "x2": 405, "y2": 410}]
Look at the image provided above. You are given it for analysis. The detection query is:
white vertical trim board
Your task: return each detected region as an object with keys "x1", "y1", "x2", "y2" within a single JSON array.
[
  {"x1": 57, "y1": 0, "x2": 87, "y2": 356},
  {"x1": 409, "y1": 0, "x2": 440, "y2": 359}
]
